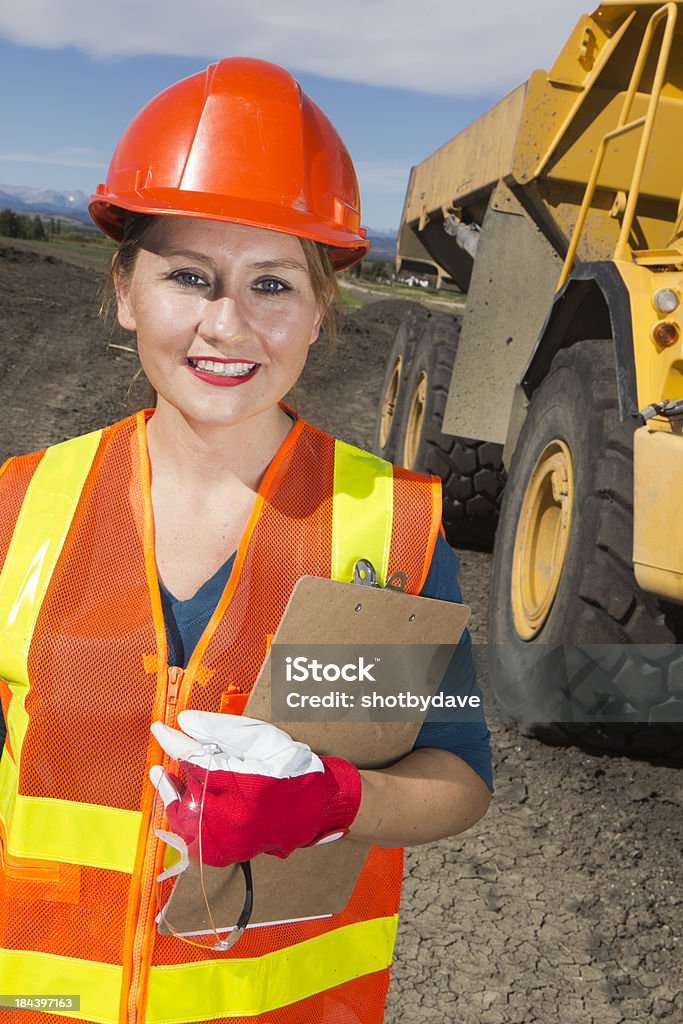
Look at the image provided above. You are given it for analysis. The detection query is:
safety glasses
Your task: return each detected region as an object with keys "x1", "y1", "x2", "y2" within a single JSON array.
[{"x1": 151, "y1": 744, "x2": 253, "y2": 952}]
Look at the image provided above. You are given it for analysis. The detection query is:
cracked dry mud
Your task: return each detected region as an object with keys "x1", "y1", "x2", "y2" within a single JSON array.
[{"x1": 1, "y1": 242, "x2": 681, "y2": 1023}]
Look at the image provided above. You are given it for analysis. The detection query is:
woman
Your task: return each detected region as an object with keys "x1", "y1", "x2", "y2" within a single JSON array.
[{"x1": 0, "y1": 58, "x2": 491, "y2": 1023}]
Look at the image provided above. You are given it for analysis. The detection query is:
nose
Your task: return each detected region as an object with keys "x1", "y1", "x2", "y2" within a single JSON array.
[{"x1": 198, "y1": 296, "x2": 248, "y2": 346}]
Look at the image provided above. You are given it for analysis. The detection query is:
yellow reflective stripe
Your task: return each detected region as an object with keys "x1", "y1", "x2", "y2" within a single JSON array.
[
  {"x1": 0, "y1": 947, "x2": 121, "y2": 1024},
  {"x1": 8, "y1": 795, "x2": 140, "y2": 873},
  {"x1": 0, "y1": 700, "x2": 28, "y2": 830},
  {"x1": 0, "y1": 430, "x2": 117, "y2": 868},
  {"x1": 331, "y1": 440, "x2": 393, "y2": 585},
  {"x1": 0, "y1": 916, "x2": 396, "y2": 1024},
  {"x1": 0, "y1": 743, "x2": 139, "y2": 871},
  {"x1": 0, "y1": 746, "x2": 18, "y2": 841},
  {"x1": 0, "y1": 430, "x2": 103, "y2": 768},
  {"x1": 146, "y1": 915, "x2": 398, "y2": 1023}
]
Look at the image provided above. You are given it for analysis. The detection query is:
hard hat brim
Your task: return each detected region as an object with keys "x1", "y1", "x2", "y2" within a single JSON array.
[{"x1": 89, "y1": 191, "x2": 369, "y2": 271}]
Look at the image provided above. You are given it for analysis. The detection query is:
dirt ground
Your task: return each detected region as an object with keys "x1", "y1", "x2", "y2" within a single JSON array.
[{"x1": 1, "y1": 242, "x2": 681, "y2": 1023}]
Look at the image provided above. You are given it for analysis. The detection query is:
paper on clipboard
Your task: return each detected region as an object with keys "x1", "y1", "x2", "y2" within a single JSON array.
[{"x1": 157, "y1": 575, "x2": 470, "y2": 935}]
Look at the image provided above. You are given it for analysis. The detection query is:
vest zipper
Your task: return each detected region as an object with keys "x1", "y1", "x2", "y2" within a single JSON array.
[
  {"x1": 127, "y1": 665, "x2": 185, "y2": 1024},
  {"x1": 164, "y1": 665, "x2": 183, "y2": 722}
]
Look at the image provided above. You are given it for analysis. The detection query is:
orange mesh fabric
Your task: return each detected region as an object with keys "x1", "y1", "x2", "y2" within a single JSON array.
[
  {"x1": 0, "y1": 450, "x2": 45, "y2": 569},
  {"x1": 389, "y1": 464, "x2": 442, "y2": 594},
  {"x1": 0, "y1": 412, "x2": 440, "y2": 1024},
  {"x1": 22, "y1": 423, "x2": 157, "y2": 811}
]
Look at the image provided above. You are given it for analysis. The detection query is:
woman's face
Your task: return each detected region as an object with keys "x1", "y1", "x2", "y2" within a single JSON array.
[{"x1": 116, "y1": 216, "x2": 324, "y2": 430}]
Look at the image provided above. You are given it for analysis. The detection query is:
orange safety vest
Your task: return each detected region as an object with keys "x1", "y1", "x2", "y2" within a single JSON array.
[{"x1": 0, "y1": 410, "x2": 441, "y2": 1024}]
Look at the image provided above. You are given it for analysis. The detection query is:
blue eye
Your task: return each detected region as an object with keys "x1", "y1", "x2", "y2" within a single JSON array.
[
  {"x1": 170, "y1": 270, "x2": 208, "y2": 289},
  {"x1": 254, "y1": 278, "x2": 290, "y2": 295}
]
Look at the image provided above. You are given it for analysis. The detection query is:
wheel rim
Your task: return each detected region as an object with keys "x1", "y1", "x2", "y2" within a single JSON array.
[
  {"x1": 379, "y1": 355, "x2": 403, "y2": 449},
  {"x1": 403, "y1": 371, "x2": 427, "y2": 469},
  {"x1": 511, "y1": 439, "x2": 574, "y2": 640}
]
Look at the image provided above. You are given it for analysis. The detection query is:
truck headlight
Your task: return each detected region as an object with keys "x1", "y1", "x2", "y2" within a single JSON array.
[{"x1": 653, "y1": 289, "x2": 679, "y2": 314}]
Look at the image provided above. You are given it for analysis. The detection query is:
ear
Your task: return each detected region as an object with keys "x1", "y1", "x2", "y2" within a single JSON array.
[
  {"x1": 113, "y1": 258, "x2": 137, "y2": 332},
  {"x1": 308, "y1": 292, "x2": 331, "y2": 348}
]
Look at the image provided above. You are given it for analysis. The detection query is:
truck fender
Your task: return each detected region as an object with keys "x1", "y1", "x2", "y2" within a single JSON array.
[{"x1": 504, "y1": 263, "x2": 636, "y2": 462}]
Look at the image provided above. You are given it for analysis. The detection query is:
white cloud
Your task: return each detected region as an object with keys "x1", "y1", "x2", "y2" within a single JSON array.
[
  {"x1": 0, "y1": 149, "x2": 105, "y2": 169},
  {"x1": 356, "y1": 160, "x2": 414, "y2": 194},
  {"x1": 58, "y1": 146, "x2": 104, "y2": 158},
  {"x1": 0, "y1": 0, "x2": 588, "y2": 96}
]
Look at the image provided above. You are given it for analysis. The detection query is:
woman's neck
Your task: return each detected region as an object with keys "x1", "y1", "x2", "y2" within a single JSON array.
[{"x1": 145, "y1": 399, "x2": 295, "y2": 493}]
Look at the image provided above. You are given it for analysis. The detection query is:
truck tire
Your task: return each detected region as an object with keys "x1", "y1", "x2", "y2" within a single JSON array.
[
  {"x1": 372, "y1": 307, "x2": 430, "y2": 461},
  {"x1": 395, "y1": 311, "x2": 506, "y2": 550},
  {"x1": 488, "y1": 339, "x2": 683, "y2": 761}
]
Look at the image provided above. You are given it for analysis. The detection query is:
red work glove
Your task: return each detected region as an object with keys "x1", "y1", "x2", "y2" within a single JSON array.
[{"x1": 149, "y1": 711, "x2": 362, "y2": 867}]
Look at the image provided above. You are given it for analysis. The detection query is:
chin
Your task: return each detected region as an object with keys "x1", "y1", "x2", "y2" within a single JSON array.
[{"x1": 167, "y1": 395, "x2": 275, "y2": 430}]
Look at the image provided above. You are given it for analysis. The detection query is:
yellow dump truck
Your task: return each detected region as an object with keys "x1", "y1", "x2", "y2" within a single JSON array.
[{"x1": 374, "y1": 1, "x2": 683, "y2": 755}]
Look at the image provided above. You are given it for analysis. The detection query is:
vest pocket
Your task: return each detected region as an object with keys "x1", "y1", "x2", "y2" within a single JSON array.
[
  {"x1": 220, "y1": 686, "x2": 250, "y2": 715},
  {"x1": 0, "y1": 826, "x2": 81, "y2": 903}
]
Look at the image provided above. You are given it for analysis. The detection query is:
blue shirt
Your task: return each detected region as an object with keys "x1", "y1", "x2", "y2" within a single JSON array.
[{"x1": 159, "y1": 532, "x2": 493, "y2": 791}]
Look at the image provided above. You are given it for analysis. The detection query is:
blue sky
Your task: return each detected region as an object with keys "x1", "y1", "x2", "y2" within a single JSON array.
[{"x1": 0, "y1": 1, "x2": 586, "y2": 230}]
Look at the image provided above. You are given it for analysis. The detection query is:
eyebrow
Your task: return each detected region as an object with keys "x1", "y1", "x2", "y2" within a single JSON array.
[
  {"x1": 251, "y1": 258, "x2": 308, "y2": 272},
  {"x1": 157, "y1": 248, "x2": 218, "y2": 266},
  {"x1": 157, "y1": 249, "x2": 307, "y2": 273}
]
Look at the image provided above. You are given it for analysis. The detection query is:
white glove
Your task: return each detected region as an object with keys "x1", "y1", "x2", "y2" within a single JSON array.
[{"x1": 148, "y1": 711, "x2": 361, "y2": 865}]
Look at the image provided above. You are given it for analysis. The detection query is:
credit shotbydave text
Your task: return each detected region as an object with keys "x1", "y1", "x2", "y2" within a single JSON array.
[{"x1": 285, "y1": 691, "x2": 481, "y2": 710}]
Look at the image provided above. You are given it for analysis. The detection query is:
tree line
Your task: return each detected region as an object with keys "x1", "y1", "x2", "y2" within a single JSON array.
[
  {"x1": 344, "y1": 258, "x2": 395, "y2": 283},
  {"x1": 0, "y1": 209, "x2": 50, "y2": 241}
]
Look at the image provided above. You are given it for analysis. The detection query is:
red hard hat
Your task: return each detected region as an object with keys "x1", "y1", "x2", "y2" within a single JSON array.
[{"x1": 89, "y1": 58, "x2": 368, "y2": 270}]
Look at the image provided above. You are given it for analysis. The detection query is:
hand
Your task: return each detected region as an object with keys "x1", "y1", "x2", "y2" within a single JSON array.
[{"x1": 149, "y1": 711, "x2": 362, "y2": 866}]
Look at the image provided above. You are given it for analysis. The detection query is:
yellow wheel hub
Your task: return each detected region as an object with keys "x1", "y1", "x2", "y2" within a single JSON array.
[
  {"x1": 379, "y1": 355, "x2": 403, "y2": 449},
  {"x1": 511, "y1": 439, "x2": 574, "y2": 640},
  {"x1": 403, "y1": 370, "x2": 427, "y2": 469}
]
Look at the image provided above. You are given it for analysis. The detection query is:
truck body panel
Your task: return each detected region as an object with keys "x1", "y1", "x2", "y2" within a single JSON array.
[
  {"x1": 396, "y1": 1, "x2": 683, "y2": 448},
  {"x1": 443, "y1": 181, "x2": 563, "y2": 443}
]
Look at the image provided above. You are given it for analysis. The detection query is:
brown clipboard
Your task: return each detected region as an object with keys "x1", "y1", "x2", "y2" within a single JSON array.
[{"x1": 157, "y1": 576, "x2": 470, "y2": 936}]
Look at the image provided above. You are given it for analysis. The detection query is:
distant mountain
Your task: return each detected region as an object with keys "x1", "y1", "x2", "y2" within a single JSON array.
[
  {"x1": 0, "y1": 184, "x2": 92, "y2": 223},
  {"x1": 0, "y1": 184, "x2": 399, "y2": 248},
  {"x1": 364, "y1": 229, "x2": 397, "y2": 260}
]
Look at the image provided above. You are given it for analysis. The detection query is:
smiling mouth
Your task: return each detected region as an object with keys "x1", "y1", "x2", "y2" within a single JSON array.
[{"x1": 186, "y1": 358, "x2": 258, "y2": 377}]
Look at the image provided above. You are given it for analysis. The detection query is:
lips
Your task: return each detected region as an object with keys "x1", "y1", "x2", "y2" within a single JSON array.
[
  {"x1": 187, "y1": 358, "x2": 257, "y2": 377},
  {"x1": 185, "y1": 357, "x2": 260, "y2": 387}
]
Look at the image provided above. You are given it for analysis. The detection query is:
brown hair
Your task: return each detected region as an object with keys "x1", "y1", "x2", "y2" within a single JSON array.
[{"x1": 101, "y1": 211, "x2": 341, "y2": 354}]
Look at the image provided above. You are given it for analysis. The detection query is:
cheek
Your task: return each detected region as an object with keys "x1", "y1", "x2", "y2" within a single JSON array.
[
  {"x1": 135, "y1": 294, "x2": 200, "y2": 350},
  {"x1": 259, "y1": 303, "x2": 320, "y2": 353},
  {"x1": 270, "y1": 325, "x2": 318, "y2": 367}
]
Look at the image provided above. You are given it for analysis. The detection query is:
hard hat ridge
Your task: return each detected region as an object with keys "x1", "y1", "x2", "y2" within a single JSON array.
[{"x1": 89, "y1": 57, "x2": 368, "y2": 269}]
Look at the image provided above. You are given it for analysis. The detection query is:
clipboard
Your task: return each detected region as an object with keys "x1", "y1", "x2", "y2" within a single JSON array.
[{"x1": 158, "y1": 575, "x2": 470, "y2": 936}]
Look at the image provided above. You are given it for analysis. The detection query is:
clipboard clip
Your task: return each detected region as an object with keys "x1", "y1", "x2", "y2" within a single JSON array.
[{"x1": 352, "y1": 559, "x2": 407, "y2": 592}]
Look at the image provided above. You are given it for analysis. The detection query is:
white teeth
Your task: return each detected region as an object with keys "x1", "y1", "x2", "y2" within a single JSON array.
[{"x1": 190, "y1": 359, "x2": 257, "y2": 376}]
